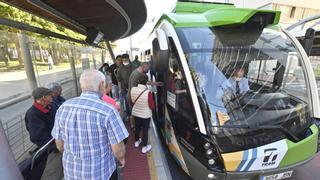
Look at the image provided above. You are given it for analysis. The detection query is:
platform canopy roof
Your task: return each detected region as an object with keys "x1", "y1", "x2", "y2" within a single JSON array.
[{"x1": 1, "y1": 0, "x2": 147, "y2": 41}]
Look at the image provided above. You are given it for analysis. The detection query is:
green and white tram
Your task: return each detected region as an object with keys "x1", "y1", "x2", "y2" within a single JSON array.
[{"x1": 145, "y1": 1, "x2": 320, "y2": 179}]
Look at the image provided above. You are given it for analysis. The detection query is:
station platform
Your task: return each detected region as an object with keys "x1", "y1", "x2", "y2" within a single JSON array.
[
  {"x1": 119, "y1": 120, "x2": 172, "y2": 180},
  {"x1": 29, "y1": 118, "x2": 174, "y2": 180},
  {"x1": 23, "y1": 117, "x2": 320, "y2": 180}
]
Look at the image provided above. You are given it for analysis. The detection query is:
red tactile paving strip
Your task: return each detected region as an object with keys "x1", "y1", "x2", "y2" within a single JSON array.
[{"x1": 123, "y1": 127, "x2": 151, "y2": 180}]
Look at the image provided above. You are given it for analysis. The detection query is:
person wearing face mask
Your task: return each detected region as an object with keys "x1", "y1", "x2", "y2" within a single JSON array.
[
  {"x1": 117, "y1": 53, "x2": 133, "y2": 122},
  {"x1": 128, "y1": 62, "x2": 150, "y2": 92},
  {"x1": 129, "y1": 62, "x2": 164, "y2": 93},
  {"x1": 52, "y1": 69, "x2": 128, "y2": 180},
  {"x1": 128, "y1": 62, "x2": 163, "y2": 130},
  {"x1": 24, "y1": 87, "x2": 55, "y2": 180},
  {"x1": 229, "y1": 66, "x2": 250, "y2": 96}
]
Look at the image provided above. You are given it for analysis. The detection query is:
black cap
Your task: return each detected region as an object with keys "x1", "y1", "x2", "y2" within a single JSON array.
[{"x1": 32, "y1": 87, "x2": 52, "y2": 100}]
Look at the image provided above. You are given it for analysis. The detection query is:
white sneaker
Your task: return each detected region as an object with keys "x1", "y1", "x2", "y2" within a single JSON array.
[
  {"x1": 134, "y1": 139, "x2": 142, "y2": 148},
  {"x1": 141, "y1": 145, "x2": 152, "y2": 153}
]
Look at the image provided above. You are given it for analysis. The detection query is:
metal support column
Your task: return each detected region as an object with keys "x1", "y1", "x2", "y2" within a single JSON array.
[
  {"x1": 101, "y1": 50, "x2": 105, "y2": 64},
  {"x1": 69, "y1": 48, "x2": 79, "y2": 96},
  {"x1": 106, "y1": 41, "x2": 115, "y2": 62},
  {"x1": 18, "y1": 34, "x2": 38, "y2": 91},
  {"x1": 129, "y1": 36, "x2": 133, "y2": 60},
  {"x1": 92, "y1": 53, "x2": 97, "y2": 69}
]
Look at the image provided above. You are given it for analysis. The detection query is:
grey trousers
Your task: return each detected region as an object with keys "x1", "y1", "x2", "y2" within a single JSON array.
[{"x1": 41, "y1": 152, "x2": 64, "y2": 180}]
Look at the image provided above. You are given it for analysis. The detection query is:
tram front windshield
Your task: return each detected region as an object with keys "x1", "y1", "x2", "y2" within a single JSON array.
[{"x1": 176, "y1": 27, "x2": 312, "y2": 152}]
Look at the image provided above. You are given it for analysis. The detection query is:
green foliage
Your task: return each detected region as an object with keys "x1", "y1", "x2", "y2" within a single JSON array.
[
  {"x1": 0, "y1": 2, "x2": 85, "y2": 40},
  {"x1": 0, "y1": 2, "x2": 109, "y2": 70},
  {"x1": 314, "y1": 68, "x2": 320, "y2": 77}
]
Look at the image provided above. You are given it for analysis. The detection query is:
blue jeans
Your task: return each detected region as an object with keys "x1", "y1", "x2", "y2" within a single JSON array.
[
  {"x1": 120, "y1": 90, "x2": 131, "y2": 118},
  {"x1": 111, "y1": 84, "x2": 119, "y2": 100}
]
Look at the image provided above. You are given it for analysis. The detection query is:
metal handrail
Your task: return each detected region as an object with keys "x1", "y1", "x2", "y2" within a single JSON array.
[
  {"x1": 286, "y1": 14, "x2": 320, "y2": 31},
  {"x1": 30, "y1": 138, "x2": 54, "y2": 170}
]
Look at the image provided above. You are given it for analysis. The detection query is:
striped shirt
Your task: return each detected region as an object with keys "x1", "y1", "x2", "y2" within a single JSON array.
[{"x1": 52, "y1": 92, "x2": 128, "y2": 180}]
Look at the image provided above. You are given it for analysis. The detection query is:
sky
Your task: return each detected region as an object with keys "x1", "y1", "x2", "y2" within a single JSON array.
[{"x1": 114, "y1": 0, "x2": 176, "y2": 56}]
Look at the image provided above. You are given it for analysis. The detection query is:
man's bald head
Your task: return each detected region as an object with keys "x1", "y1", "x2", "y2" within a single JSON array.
[{"x1": 80, "y1": 69, "x2": 105, "y2": 93}]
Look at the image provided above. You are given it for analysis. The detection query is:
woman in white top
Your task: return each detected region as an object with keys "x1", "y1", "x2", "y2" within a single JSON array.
[{"x1": 130, "y1": 74, "x2": 155, "y2": 153}]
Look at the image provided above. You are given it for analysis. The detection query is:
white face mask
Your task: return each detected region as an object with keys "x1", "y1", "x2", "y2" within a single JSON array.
[{"x1": 235, "y1": 77, "x2": 242, "y2": 81}]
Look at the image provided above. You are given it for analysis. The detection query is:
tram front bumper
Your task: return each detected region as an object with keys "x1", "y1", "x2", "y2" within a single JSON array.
[{"x1": 222, "y1": 155, "x2": 313, "y2": 180}]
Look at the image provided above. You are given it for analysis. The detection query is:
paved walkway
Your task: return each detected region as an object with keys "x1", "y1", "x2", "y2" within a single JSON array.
[
  {"x1": 0, "y1": 67, "x2": 72, "y2": 82},
  {"x1": 121, "y1": 120, "x2": 172, "y2": 180},
  {"x1": 123, "y1": 127, "x2": 151, "y2": 180}
]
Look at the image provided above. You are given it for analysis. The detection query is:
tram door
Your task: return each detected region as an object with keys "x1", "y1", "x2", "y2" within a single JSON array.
[{"x1": 163, "y1": 37, "x2": 201, "y2": 174}]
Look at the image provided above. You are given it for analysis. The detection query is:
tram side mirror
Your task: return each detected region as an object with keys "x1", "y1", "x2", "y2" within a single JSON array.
[
  {"x1": 152, "y1": 29, "x2": 169, "y2": 73},
  {"x1": 300, "y1": 28, "x2": 315, "y2": 56}
]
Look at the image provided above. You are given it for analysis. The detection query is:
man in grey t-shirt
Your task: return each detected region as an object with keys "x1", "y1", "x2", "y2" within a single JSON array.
[
  {"x1": 128, "y1": 62, "x2": 154, "y2": 96},
  {"x1": 128, "y1": 62, "x2": 163, "y2": 129}
]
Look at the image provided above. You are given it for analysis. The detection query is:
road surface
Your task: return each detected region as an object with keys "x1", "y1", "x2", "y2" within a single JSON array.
[{"x1": 0, "y1": 68, "x2": 80, "y2": 102}]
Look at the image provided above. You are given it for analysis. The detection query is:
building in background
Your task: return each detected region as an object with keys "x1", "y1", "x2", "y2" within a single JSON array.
[{"x1": 233, "y1": 0, "x2": 320, "y2": 27}]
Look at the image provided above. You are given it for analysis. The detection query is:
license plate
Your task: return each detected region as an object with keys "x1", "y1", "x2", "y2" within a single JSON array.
[{"x1": 261, "y1": 170, "x2": 293, "y2": 180}]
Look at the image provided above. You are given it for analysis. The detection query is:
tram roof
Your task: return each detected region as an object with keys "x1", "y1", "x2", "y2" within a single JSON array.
[
  {"x1": 160, "y1": 1, "x2": 281, "y2": 28},
  {"x1": 1, "y1": 0, "x2": 147, "y2": 41}
]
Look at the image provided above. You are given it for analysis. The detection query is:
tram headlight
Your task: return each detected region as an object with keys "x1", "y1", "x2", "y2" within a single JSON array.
[
  {"x1": 202, "y1": 141, "x2": 224, "y2": 171},
  {"x1": 206, "y1": 149, "x2": 213, "y2": 156},
  {"x1": 208, "y1": 159, "x2": 215, "y2": 165},
  {"x1": 208, "y1": 173, "x2": 215, "y2": 179},
  {"x1": 204, "y1": 142, "x2": 211, "y2": 150}
]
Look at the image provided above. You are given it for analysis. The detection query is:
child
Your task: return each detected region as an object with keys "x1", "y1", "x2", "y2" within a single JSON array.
[
  {"x1": 131, "y1": 74, "x2": 155, "y2": 153},
  {"x1": 102, "y1": 75, "x2": 120, "y2": 111}
]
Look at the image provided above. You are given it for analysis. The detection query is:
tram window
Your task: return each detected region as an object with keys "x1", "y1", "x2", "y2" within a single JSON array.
[
  {"x1": 176, "y1": 27, "x2": 311, "y2": 129},
  {"x1": 166, "y1": 37, "x2": 198, "y2": 128},
  {"x1": 247, "y1": 59, "x2": 278, "y2": 87}
]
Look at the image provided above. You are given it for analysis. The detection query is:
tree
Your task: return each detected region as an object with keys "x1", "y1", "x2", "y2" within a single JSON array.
[
  {"x1": 0, "y1": 2, "x2": 85, "y2": 65},
  {"x1": 0, "y1": 33, "x2": 11, "y2": 65},
  {"x1": 0, "y1": 2, "x2": 108, "y2": 69}
]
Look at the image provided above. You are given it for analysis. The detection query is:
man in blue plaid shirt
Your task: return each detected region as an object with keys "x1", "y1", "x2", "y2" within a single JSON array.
[{"x1": 52, "y1": 69, "x2": 128, "y2": 180}]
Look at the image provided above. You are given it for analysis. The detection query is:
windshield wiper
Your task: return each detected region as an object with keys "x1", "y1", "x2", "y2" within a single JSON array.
[{"x1": 212, "y1": 124, "x2": 300, "y2": 142}]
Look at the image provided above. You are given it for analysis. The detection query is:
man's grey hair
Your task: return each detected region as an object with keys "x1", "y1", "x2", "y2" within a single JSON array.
[
  {"x1": 80, "y1": 69, "x2": 105, "y2": 92},
  {"x1": 46, "y1": 82, "x2": 62, "y2": 92}
]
